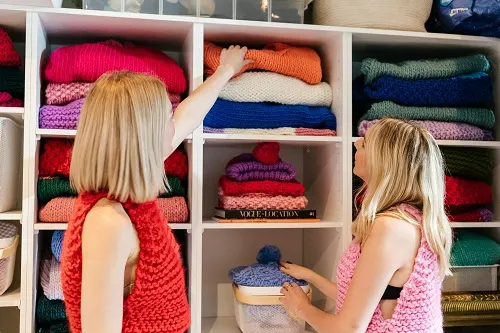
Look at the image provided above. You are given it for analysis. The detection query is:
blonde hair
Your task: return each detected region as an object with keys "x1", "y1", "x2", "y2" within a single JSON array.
[
  {"x1": 353, "y1": 118, "x2": 453, "y2": 277},
  {"x1": 70, "y1": 71, "x2": 171, "y2": 203}
]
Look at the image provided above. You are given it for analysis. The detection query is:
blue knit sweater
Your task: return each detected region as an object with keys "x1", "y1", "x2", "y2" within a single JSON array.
[
  {"x1": 204, "y1": 99, "x2": 336, "y2": 130},
  {"x1": 364, "y1": 72, "x2": 492, "y2": 107}
]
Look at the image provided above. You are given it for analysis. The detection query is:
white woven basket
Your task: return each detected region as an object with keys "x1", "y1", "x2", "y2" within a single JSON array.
[
  {"x1": 0, "y1": 117, "x2": 22, "y2": 213},
  {"x1": 312, "y1": 0, "x2": 433, "y2": 32},
  {"x1": 0, "y1": 222, "x2": 19, "y2": 296}
]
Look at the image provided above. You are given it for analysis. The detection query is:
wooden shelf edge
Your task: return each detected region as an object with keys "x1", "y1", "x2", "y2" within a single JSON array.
[
  {"x1": 202, "y1": 219, "x2": 343, "y2": 229},
  {"x1": 352, "y1": 137, "x2": 500, "y2": 148},
  {"x1": 450, "y1": 222, "x2": 500, "y2": 228},
  {"x1": 0, "y1": 288, "x2": 21, "y2": 308},
  {"x1": 0, "y1": 210, "x2": 22, "y2": 220},
  {"x1": 35, "y1": 222, "x2": 192, "y2": 230}
]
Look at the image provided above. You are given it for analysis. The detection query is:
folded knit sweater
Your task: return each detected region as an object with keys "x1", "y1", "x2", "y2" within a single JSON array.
[
  {"x1": 217, "y1": 72, "x2": 332, "y2": 106},
  {"x1": 0, "y1": 67, "x2": 24, "y2": 98},
  {"x1": 361, "y1": 54, "x2": 491, "y2": 84},
  {"x1": 441, "y1": 147, "x2": 493, "y2": 181},
  {"x1": 204, "y1": 99, "x2": 336, "y2": 130},
  {"x1": 451, "y1": 230, "x2": 500, "y2": 266},
  {"x1": 204, "y1": 42, "x2": 322, "y2": 84},
  {"x1": 36, "y1": 294, "x2": 67, "y2": 327},
  {"x1": 448, "y1": 207, "x2": 493, "y2": 223},
  {"x1": 226, "y1": 153, "x2": 296, "y2": 182},
  {"x1": 364, "y1": 72, "x2": 493, "y2": 106},
  {"x1": 219, "y1": 175, "x2": 304, "y2": 197},
  {"x1": 43, "y1": 40, "x2": 187, "y2": 93},
  {"x1": 359, "y1": 101, "x2": 495, "y2": 129},
  {"x1": 0, "y1": 92, "x2": 23, "y2": 107},
  {"x1": 203, "y1": 127, "x2": 337, "y2": 136},
  {"x1": 41, "y1": 256, "x2": 63, "y2": 301},
  {"x1": 219, "y1": 193, "x2": 308, "y2": 210},
  {"x1": 445, "y1": 176, "x2": 492, "y2": 213},
  {"x1": 0, "y1": 28, "x2": 21, "y2": 67}
]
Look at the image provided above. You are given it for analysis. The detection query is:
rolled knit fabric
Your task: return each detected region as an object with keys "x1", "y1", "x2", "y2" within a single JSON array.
[
  {"x1": 441, "y1": 147, "x2": 493, "y2": 181},
  {"x1": 219, "y1": 194, "x2": 308, "y2": 210},
  {"x1": 43, "y1": 40, "x2": 187, "y2": 93},
  {"x1": 35, "y1": 294, "x2": 67, "y2": 326},
  {"x1": 0, "y1": 28, "x2": 21, "y2": 67},
  {"x1": 204, "y1": 99, "x2": 336, "y2": 130},
  {"x1": 39, "y1": 98, "x2": 85, "y2": 130},
  {"x1": 0, "y1": 67, "x2": 24, "y2": 98},
  {"x1": 448, "y1": 208, "x2": 493, "y2": 222},
  {"x1": 358, "y1": 119, "x2": 494, "y2": 141},
  {"x1": 364, "y1": 72, "x2": 493, "y2": 106},
  {"x1": 217, "y1": 72, "x2": 332, "y2": 106},
  {"x1": 40, "y1": 257, "x2": 63, "y2": 301},
  {"x1": 219, "y1": 175, "x2": 304, "y2": 197},
  {"x1": 51, "y1": 231, "x2": 64, "y2": 261},
  {"x1": 360, "y1": 101, "x2": 495, "y2": 129},
  {"x1": 226, "y1": 153, "x2": 296, "y2": 181},
  {"x1": 45, "y1": 82, "x2": 182, "y2": 105},
  {"x1": 204, "y1": 42, "x2": 322, "y2": 84},
  {"x1": 39, "y1": 196, "x2": 189, "y2": 223},
  {"x1": 0, "y1": 92, "x2": 23, "y2": 107},
  {"x1": 445, "y1": 176, "x2": 492, "y2": 213},
  {"x1": 203, "y1": 126, "x2": 337, "y2": 136},
  {"x1": 361, "y1": 54, "x2": 491, "y2": 84}
]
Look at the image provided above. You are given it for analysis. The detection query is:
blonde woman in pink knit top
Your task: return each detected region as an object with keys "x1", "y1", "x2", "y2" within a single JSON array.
[{"x1": 280, "y1": 118, "x2": 453, "y2": 333}]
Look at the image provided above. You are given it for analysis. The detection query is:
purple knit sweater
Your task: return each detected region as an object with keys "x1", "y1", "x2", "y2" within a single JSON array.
[
  {"x1": 226, "y1": 153, "x2": 296, "y2": 181},
  {"x1": 39, "y1": 98, "x2": 85, "y2": 130}
]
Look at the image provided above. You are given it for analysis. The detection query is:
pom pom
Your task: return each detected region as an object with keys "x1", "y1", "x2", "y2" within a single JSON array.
[
  {"x1": 256, "y1": 245, "x2": 281, "y2": 264},
  {"x1": 253, "y1": 142, "x2": 280, "y2": 164}
]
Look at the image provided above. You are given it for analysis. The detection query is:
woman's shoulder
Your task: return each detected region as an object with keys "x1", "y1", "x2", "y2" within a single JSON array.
[{"x1": 372, "y1": 209, "x2": 421, "y2": 250}]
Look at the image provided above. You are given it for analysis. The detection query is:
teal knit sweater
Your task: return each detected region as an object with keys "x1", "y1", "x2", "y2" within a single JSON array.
[
  {"x1": 361, "y1": 54, "x2": 491, "y2": 84},
  {"x1": 360, "y1": 101, "x2": 495, "y2": 129}
]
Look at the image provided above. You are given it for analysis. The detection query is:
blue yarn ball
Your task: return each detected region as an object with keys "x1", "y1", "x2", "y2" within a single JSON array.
[{"x1": 256, "y1": 245, "x2": 281, "y2": 264}]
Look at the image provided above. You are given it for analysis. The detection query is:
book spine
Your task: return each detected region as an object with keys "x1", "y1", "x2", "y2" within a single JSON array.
[{"x1": 216, "y1": 209, "x2": 316, "y2": 219}]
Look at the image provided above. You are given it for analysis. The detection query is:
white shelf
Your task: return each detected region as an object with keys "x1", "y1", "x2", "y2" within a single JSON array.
[
  {"x1": 352, "y1": 137, "x2": 500, "y2": 148},
  {"x1": 35, "y1": 222, "x2": 192, "y2": 230},
  {"x1": 202, "y1": 317, "x2": 314, "y2": 333},
  {"x1": 0, "y1": 107, "x2": 24, "y2": 123},
  {"x1": 202, "y1": 219, "x2": 343, "y2": 229},
  {"x1": 0, "y1": 210, "x2": 22, "y2": 220},
  {"x1": 36, "y1": 128, "x2": 193, "y2": 141},
  {"x1": 0, "y1": 288, "x2": 21, "y2": 308},
  {"x1": 204, "y1": 133, "x2": 341, "y2": 146},
  {"x1": 450, "y1": 222, "x2": 500, "y2": 228}
]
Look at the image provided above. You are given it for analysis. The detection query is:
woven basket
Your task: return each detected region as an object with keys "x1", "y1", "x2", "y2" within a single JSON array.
[
  {"x1": 0, "y1": 118, "x2": 22, "y2": 213},
  {"x1": 312, "y1": 0, "x2": 432, "y2": 32}
]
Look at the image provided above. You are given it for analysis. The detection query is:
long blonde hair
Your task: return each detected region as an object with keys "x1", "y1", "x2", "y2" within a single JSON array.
[
  {"x1": 70, "y1": 71, "x2": 171, "y2": 203},
  {"x1": 353, "y1": 118, "x2": 452, "y2": 277}
]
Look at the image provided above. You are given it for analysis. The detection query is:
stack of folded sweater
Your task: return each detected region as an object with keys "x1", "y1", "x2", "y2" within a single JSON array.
[
  {"x1": 39, "y1": 39, "x2": 186, "y2": 130},
  {"x1": 218, "y1": 142, "x2": 309, "y2": 210},
  {"x1": 353, "y1": 54, "x2": 495, "y2": 141},
  {"x1": 442, "y1": 147, "x2": 494, "y2": 222},
  {"x1": 450, "y1": 229, "x2": 500, "y2": 267},
  {"x1": 36, "y1": 293, "x2": 69, "y2": 333},
  {"x1": 37, "y1": 138, "x2": 189, "y2": 224},
  {"x1": 203, "y1": 42, "x2": 337, "y2": 136},
  {"x1": 0, "y1": 28, "x2": 24, "y2": 107}
]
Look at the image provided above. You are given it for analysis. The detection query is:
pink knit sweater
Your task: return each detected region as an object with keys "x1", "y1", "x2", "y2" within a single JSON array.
[{"x1": 336, "y1": 204, "x2": 443, "y2": 333}]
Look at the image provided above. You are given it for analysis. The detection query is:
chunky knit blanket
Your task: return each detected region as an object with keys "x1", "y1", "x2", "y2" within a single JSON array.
[
  {"x1": 204, "y1": 126, "x2": 336, "y2": 136},
  {"x1": 226, "y1": 153, "x2": 296, "y2": 181},
  {"x1": 445, "y1": 176, "x2": 492, "y2": 213},
  {"x1": 441, "y1": 147, "x2": 492, "y2": 181},
  {"x1": 39, "y1": 196, "x2": 189, "y2": 223},
  {"x1": 0, "y1": 67, "x2": 24, "y2": 98},
  {"x1": 358, "y1": 119, "x2": 494, "y2": 141},
  {"x1": 219, "y1": 193, "x2": 308, "y2": 210},
  {"x1": 364, "y1": 72, "x2": 493, "y2": 106},
  {"x1": 0, "y1": 92, "x2": 23, "y2": 107},
  {"x1": 36, "y1": 294, "x2": 67, "y2": 327},
  {"x1": 41, "y1": 257, "x2": 63, "y2": 301},
  {"x1": 361, "y1": 54, "x2": 491, "y2": 84},
  {"x1": 39, "y1": 98, "x2": 84, "y2": 130},
  {"x1": 451, "y1": 230, "x2": 500, "y2": 266},
  {"x1": 360, "y1": 101, "x2": 495, "y2": 128},
  {"x1": 45, "y1": 82, "x2": 182, "y2": 105},
  {"x1": 204, "y1": 42, "x2": 322, "y2": 84},
  {"x1": 217, "y1": 72, "x2": 332, "y2": 106},
  {"x1": 44, "y1": 40, "x2": 187, "y2": 93},
  {"x1": 219, "y1": 175, "x2": 304, "y2": 197},
  {"x1": 204, "y1": 99, "x2": 336, "y2": 130},
  {"x1": 448, "y1": 207, "x2": 493, "y2": 223},
  {"x1": 0, "y1": 28, "x2": 21, "y2": 67},
  {"x1": 52, "y1": 231, "x2": 64, "y2": 261}
]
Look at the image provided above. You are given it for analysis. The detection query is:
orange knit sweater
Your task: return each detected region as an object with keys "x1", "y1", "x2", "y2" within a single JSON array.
[
  {"x1": 61, "y1": 191, "x2": 190, "y2": 333},
  {"x1": 203, "y1": 42, "x2": 322, "y2": 84}
]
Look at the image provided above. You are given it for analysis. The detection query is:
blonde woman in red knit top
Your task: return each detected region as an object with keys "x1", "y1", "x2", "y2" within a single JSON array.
[
  {"x1": 61, "y1": 46, "x2": 252, "y2": 333},
  {"x1": 280, "y1": 118, "x2": 453, "y2": 333}
]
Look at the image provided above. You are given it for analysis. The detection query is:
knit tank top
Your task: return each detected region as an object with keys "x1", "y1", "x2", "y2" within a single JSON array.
[
  {"x1": 61, "y1": 191, "x2": 191, "y2": 333},
  {"x1": 336, "y1": 204, "x2": 443, "y2": 333}
]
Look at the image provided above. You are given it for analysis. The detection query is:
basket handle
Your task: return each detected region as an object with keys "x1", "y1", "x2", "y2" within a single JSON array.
[
  {"x1": 0, "y1": 236, "x2": 19, "y2": 259},
  {"x1": 233, "y1": 283, "x2": 312, "y2": 305}
]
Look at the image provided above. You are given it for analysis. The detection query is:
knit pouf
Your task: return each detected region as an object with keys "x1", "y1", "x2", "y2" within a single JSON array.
[
  {"x1": 0, "y1": 28, "x2": 21, "y2": 67},
  {"x1": 0, "y1": 67, "x2": 24, "y2": 98},
  {"x1": 36, "y1": 294, "x2": 67, "y2": 326},
  {"x1": 445, "y1": 176, "x2": 492, "y2": 212},
  {"x1": 203, "y1": 127, "x2": 337, "y2": 136},
  {"x1": 313, "y1": 0, "x2": 432, "y2": 32},
  {"x1": 451, "y1": 230, "x2": 500, "y2": 266},
  {"x1": 0, "y1": 92, "x2": 23, "y2": 107},
  {"x1": 44, "y1": 40, "x2": 187, "y2": 93},
  {"x1": 39, "y1": 98, "x2": 85, "y2": 130},
  {"x1": 441, "y1": 147, "x2": 493, "y2": 181},
  {"x1": 219, "y1": 194, "x2": 308, "y2": 210},
  {"x1": 204, "y1": 42, "x2": 322, "y2": 84}
]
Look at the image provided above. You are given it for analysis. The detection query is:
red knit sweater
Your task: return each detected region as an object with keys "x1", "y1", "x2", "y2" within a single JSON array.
[{"x1": 61, "y1": 191, "x2": 190, "y2": 333}]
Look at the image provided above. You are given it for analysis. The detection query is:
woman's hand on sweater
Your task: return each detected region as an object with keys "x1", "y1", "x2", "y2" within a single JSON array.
[
  {"x1": 280, "y1": 262, "x2": 314, "y2": 281},
  {"x1": 281, "y1": 262, "x2": 338, "y2": 301},
  {"x1": 218, "y1": 45, "x2": 254, "y2": 77}
]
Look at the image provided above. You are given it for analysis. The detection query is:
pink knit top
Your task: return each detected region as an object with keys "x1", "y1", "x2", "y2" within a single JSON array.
[{"x1": 336, "y1": 204, "x2": 443, "y2": 333}]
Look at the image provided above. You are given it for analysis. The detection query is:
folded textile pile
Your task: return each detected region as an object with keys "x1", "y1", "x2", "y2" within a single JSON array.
[
  {"x1": 0, "y1": 28, "x2": 24, "y2": 107},
  {"x1": 40, "y1": 39, "x2": 186, "y2": 130},
  {"x1": 203, "y1": 42, "x2": 336, "y2": 136},
  {"x1": 217, "y1": 142, "x2": 308, "y2": 211},
  {"x1": 37, "y1": 138, "x2": 190, "y2": 224},
  {"x1": 441, "y1": 147, "x2": 494, "y2": 222},
  {"x1": 353, "y1": 54, "x2": 495, "y2": 141},
  {"x1": 450, "y1": 230, "x2": 500, "y2": 267}
]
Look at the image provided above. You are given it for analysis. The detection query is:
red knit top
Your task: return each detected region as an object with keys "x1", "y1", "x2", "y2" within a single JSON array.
[{"x1": 61, "y1": 191, "x2": 190, "y2": 333}]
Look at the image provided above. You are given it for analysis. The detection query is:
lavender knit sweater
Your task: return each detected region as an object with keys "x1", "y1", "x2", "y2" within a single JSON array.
[
  {"x1": 226, "y1": 153, "x2": 296, "y2": 181},
  {"x1": 39, "y1": 98, "x2": 85, "y2": 129}
]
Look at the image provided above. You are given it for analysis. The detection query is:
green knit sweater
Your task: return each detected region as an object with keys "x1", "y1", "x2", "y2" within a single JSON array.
[
  {"x1": 361, "y1": 54, "x2": 491, "y2": 84},
  {"x1": 441, "y1": 147, "x2": 493, "y2": 181},
  {"x1": 451, "y1": 230, "x2": 500, "y2": 266},
  {"x1": 36, "y1": 295, "x2": 66, "y2": 327},
  {"x1": 360, "y1": 101, "x2": 495, "y2": 129}
]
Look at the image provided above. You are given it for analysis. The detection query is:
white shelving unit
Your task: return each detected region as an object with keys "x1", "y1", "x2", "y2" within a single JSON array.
[{"x1": 0, "y1": 3, "x2": 498, "y2": 333}]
